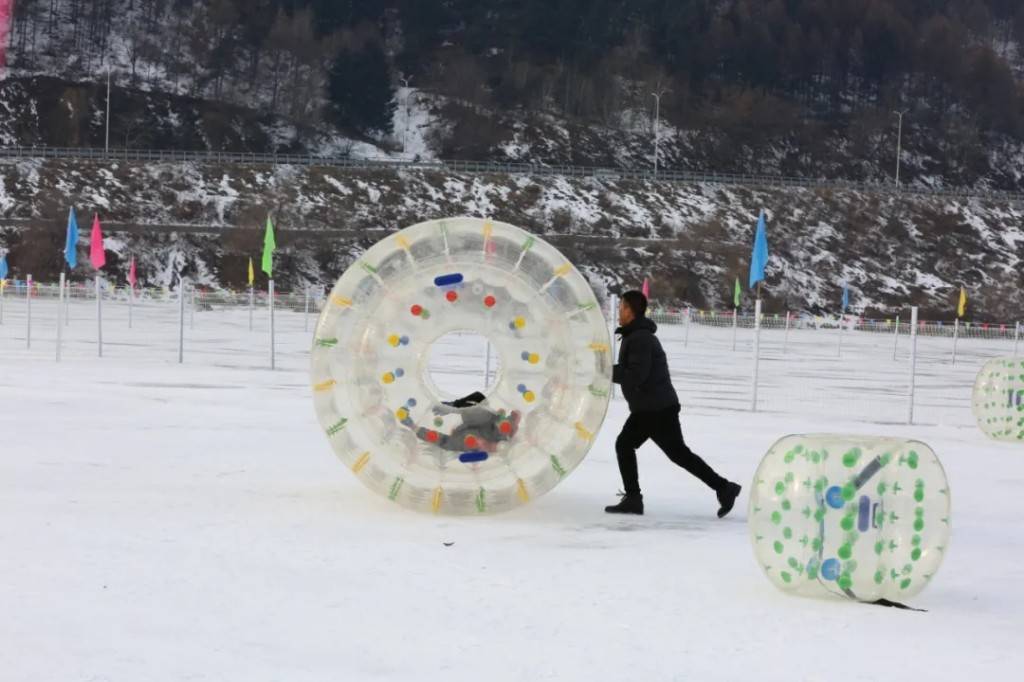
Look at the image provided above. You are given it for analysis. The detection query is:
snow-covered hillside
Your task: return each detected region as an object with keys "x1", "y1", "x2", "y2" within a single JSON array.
[{"x1": 1, "y1": 157, "x2": 1021, "y2": 319}]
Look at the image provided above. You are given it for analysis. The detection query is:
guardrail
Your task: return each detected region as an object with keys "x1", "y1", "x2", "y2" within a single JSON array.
[{"x1": 2, "y1": 145, "x2": 1022, "y2": 203}]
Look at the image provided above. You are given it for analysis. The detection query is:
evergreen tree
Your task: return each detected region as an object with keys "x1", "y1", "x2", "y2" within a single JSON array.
[{"x1": 327, "y1": 42, "x2": 396, "y2": 136}]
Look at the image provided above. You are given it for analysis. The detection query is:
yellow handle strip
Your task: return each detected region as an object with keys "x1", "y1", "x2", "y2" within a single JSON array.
[
  {"x1": 516, "y1": 479, "x2": 530, "y2": 503},
  {"x1": 432, "y1": 487, "x2": 443, "y2": 513},
  {"x1": 589, "y1": 343, "x2": 609, "y2": 353},
  {"x1": 352, "y1": 452, "x2": 371, "y2": 474},
  {"x1": 313, "y1": 379, "x2": 337, "y2": 392},
  {"x1": 396, "y1": 235, "x2": 411, "y2": 250},
  {"x1": 330, "y1": 295, "x2": 352, "y2": 308},
  {"x1": 553, "y1": 263, "x2": 572, "y2": 277},
  {"x1": 575, "y1": 422, "x2": 594, "y2": 441}
]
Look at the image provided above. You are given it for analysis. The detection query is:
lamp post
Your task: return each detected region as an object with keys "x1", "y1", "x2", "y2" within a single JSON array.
[
  {"x1": 400, "y1": 76, "x2": 412, "y2": 156},
  {"x1": 893, "y1": 109, "x2": 907, "y2": 190},
  {"x1": 105, "y1": 69, "x2": 112, "y2": 156},
  {"x1": 651, "y1": 88, "x2": 671, "y2": 179}
]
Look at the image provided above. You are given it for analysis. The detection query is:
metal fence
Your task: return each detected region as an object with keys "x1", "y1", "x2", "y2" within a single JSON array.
[
  {"x1": 2, "y1": 145, "x2": 1022, "y2": 203},
  {"x1": 0, "y1": 285, "x2": 1013, "y2": 428}
]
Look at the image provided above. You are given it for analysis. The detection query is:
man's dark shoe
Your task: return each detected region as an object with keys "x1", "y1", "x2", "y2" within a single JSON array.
[
  {"x1": 716, "y1": 482, "x2": 742, "y2": 518},
  {"x1": 605, "y1": 492, "x2": 644, "y2": 515}
]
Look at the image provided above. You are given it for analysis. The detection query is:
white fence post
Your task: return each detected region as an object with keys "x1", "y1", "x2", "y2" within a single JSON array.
[
  {"x1": 684, "y1": 308, "x2": 691, "y2": 347},
  {"x1": 57, "y1": 273, "x2": 65, "y2": 362},
  {"x1": 892, "y1": 315, "x2": 900, "y2": 360},
  {"x1": 178, "y1": 276, "x2": 186, "y2": 364},
  {"x1": 248, "y1": 285, "x2": 255, "y2": 331},
  {"x1": 1015, "y1": 321, "x2": 1021, "y2": 356},
  {"x1": 190, "y1": 286, "x2": 196, "y2": 330},
  {"x1": 304, "y1": 284, "x2": 310, "y2": 332},
  {"x1": 26, "y1": 274, "x2": 32, "y2": 349},
  {"x1": 751, "y1": 299, "x2": 762, "y2": 412},
  {"x1": 0, "y1": 279, "x2": 5, "y2": 325},
  {"x1": 782, "y1": 310, "x2": 790, "y2": 354},
  {"x1": 908, "y1": 306, "x2": 919, "y2": 425},
  {"x1": 128, "y1": 282, "x2": 133, "y2": 329}
]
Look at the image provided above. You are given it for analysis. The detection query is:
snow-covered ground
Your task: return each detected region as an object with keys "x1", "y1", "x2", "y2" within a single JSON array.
[{"x1": 1, "y1": 298, "x2": 1022, "y2": 681}]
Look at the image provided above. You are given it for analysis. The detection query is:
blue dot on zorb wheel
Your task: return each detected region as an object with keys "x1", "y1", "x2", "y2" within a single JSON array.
[
  {"x1": 400, "y1": 335, "x2": 409, "y2": 345},
  {"x1": 826, "y1": 486, "x2": 845, "y2": 509},
  {"x1": 517, "y1": 384, "x2": 527, "y2": 393},
  {"x1": 821, "y1": 558, "x2": 840, "y2": 581},
  {"x1": 407, "y1": 398, "x2": 417, "y2": 407},
  {"x1": 521, "y1": 351, "x2": 530, "y2": 361},
  {"x1": 395, "y1": 368, "x2": 405, "y2": 378}
]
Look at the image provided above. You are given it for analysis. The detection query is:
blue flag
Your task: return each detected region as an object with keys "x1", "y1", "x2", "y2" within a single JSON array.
[
  {"x1": 748, "y1": 210, "x2": 769, "y2": 289},
  {"x1": 64, "y1": 208, "x2": 79, "y2": 269},
  {"x1": 0, "y1": 253, "x2": 8, "y2": 280},
  {"x1": 842, "y1": 282, "x2": 849, "y2": 312}
]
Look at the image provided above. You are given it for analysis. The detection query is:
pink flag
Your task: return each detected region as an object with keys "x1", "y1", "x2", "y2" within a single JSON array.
[
  {"x1": 642, "y1": 278, "x2": 650, "y2": 299},
  {"x1": 90, "y1": 214, "x2": 106, "y2": 270},
  {"x1": 128, "y1": 257, "x2": 137, "y2": 287},
  {"x1": 0, "y1": 0, "x2": 13, "y2": 71}
]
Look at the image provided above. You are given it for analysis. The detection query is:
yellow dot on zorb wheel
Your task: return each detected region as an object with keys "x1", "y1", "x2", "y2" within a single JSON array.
[
  {"x1": 523, "y1": 391, "x2": 536, "y2": 403},
  {"x1": 388, "y1": 334, "x2": 400, "y2": 347},
  {"x1": 382, "y1": 372, "x2": 395, "y2": 384},
  {"x1": 528, "y1": 353, "x2": 540, "y2": 364},
  {"x1": 396, "y1": 407, "x2": 409, "y2": 420},
  {"x1": 514, "y1": 317, "x2": 526, "y2": 329}
]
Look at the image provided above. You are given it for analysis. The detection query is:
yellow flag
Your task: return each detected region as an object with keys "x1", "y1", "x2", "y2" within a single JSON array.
[
  {"x1": 248, "y1": 257, "x2": 254, "y2": 286},
  {"x1": 957, "y1": 287, "x2": 967, "y2": 318}
]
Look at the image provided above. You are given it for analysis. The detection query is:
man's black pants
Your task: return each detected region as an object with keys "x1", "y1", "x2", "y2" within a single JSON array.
[{"x1": 615, "y1": 405, "x2": 726, "y2": 495}]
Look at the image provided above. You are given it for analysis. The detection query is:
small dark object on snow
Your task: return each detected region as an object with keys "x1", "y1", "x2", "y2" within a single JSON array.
[{"x1": 443, "y1": 542, "x2": 455, "y2": 547}]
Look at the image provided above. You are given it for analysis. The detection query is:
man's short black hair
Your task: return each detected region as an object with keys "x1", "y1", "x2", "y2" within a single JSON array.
[{"x1": 621, "y1": 290, "x2": 648, "y2": 318}]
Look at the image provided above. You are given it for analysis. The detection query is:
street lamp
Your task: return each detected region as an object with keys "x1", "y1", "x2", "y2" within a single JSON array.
[
  {"x1": 651, "y1": 89, "x2": 671, "y2": 178},
  {"x1": 400, "y1": 76, "x2": 412, "y2": 156},
  {"x1": 893, "y1": 110, "x2": 907, "y2": 190},
  {"x1": 105, "y1": 68, "x2": 112, "y2": 156}
]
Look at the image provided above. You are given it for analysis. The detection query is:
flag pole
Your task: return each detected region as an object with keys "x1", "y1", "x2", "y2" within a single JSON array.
[
  {"x1": 0, "y1": 279, "x2": 5, "y2": 326},
  {"x1": 128, "y1": 265, "x2": 134, "y2": 329},
  {"x1": 952, "y1": 318, "x2": 960, "y2": 366},
  {"x1": 26, "y1": 273, "x2": 32, "y2": 349},
  {"x1": 269, "y1": 279, "x2": 276, "y2": 370},
  {"x1": 249, "y1": 284, "x2": 254, "y2": 331},
  {"x1": 732, "y1": 305, "x2": 738, "y2": 352},
  {"x1": 57, "y1": 271, "x2": 65, "y2": 362},
  {"x1": 178, "y1": 275, "x2": 186, "y2": 364},
  {"x1": 838, "y1": 312, "x2": 845, "y2": 358},
  {"x1": 96, "y1": 273, "x2": 103, "y2": 357}
]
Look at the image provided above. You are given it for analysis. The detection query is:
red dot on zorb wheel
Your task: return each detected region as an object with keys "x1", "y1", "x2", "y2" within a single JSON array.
[
  {"x1": 411, "y1": 304, "x2": 423, "y2": 316},
  {"x1": 464, "y1": 436, "x2": 479, "y2": 449},
  {"x1": 446, "y1": 291, "x2": 458, "y2": 302},
  {"x1": 499, "y1": 421, "x2": 512, "y2": 435},
  {"x1": 484, "y1": 295, "x2": 496, "y2": 308},
  {"x1": 426, "y1": 431, "x2": 439, "y2": 443}
]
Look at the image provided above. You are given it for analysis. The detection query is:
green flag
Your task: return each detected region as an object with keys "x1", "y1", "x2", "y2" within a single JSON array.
[
  {"x1": 733, "y1": 277, "x2": 741, "y2": 308},
  {"x1": 261, "y1": 215, "x2": 276, "y2": 277}
]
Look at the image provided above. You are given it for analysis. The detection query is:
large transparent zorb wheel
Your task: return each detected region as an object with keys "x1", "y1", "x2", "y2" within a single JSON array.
[{"x1": 310, "y1": 217, "x2": 613, "y2": 514}]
